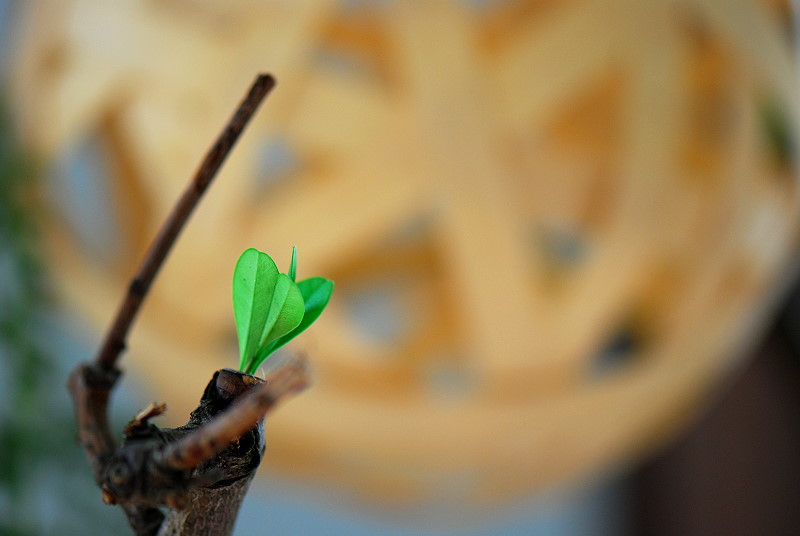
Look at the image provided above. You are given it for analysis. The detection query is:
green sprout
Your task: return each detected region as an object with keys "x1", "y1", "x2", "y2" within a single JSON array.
[{"x1": 232, "y1": 247, "x2": 334, "y2": 375}]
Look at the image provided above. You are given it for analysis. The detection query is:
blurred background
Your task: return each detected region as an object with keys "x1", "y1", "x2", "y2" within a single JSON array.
[{"x1": 2, "y1": 0, "x2": 800, "y2": 534}]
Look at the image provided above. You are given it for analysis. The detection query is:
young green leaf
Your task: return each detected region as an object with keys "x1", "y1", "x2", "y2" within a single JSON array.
[
  {"x1": 242, "y1": 273, "x2": 304, "y2": 373},
  {"x1": 256, "y1": 277, "x2": 334, "y2": 360},
  {"x1": 233, "y1": 247, "x2": 334, "y2": 375},
  {"x1": 295, "y1": 277, "x2": 335, "y2": 336},
  {"x1": 232, "y1": 248, "x2": 280, "y2": 370}
]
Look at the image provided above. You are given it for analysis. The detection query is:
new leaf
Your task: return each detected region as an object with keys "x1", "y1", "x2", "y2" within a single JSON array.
[
  {"x1": 233, "y1": 249, "x2": 303, "y2": 372},
  {"x1": 232, "y1": 248, "x2": 333, "y2": 375},
  {"x1": 233, "y1": 248, "x2": 280, "y2": 371},
  {"x1": 256, "y1": 277, "x2": 334, "y2": 361}
]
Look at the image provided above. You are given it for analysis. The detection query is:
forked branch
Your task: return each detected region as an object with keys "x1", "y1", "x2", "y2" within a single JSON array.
[{"x1": 67, "y1": 74, "x2": 309, "y2": 536}]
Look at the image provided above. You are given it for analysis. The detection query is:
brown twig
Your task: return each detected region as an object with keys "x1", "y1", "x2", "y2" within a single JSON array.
[{"x1": 95, "y1": 73, "x2": 275, "y2": 371}]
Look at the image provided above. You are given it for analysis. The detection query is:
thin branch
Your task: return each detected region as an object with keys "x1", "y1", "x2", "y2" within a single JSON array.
[
  {"x1": 95, "y1": 73, "x2": 276, "y2": 371},
  {"x1": 160, "y1": 355, "x2": 309, "y2": 471}
]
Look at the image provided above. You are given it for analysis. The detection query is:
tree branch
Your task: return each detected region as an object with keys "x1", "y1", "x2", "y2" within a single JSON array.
[
  {"x1": 95, "y1": 73, "x2": 275, "y2": 372},
  {"x1": 67, "y1": 74, "x2": 284, "y2": 536}
]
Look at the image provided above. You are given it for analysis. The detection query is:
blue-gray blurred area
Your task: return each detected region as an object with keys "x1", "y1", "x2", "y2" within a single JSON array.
[{"x1": 0, "y1": 2, "x2": 632, "y2": 535}]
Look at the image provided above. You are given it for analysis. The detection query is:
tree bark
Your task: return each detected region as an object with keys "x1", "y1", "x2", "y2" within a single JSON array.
[
  {"x1": 66, "y1": 74, "x2": 308, "y2": 535},
  {"x1": 102, "y1": 369, "x2": 266, "y2": 536},
  {"x1": 155, "y1": 369, "x2": 266, "y2": 536}
]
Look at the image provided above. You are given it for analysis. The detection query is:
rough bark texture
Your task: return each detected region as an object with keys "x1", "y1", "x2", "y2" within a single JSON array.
[
  {"x1": 159, "y1": 369, "x2": 265, "y2": 535},
  {"x1": 157, "y1": 476, "x2": 255, "y2": 536},
  {"x1": 102, "y1": 369, "x2": 266, "y2": 536}
]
